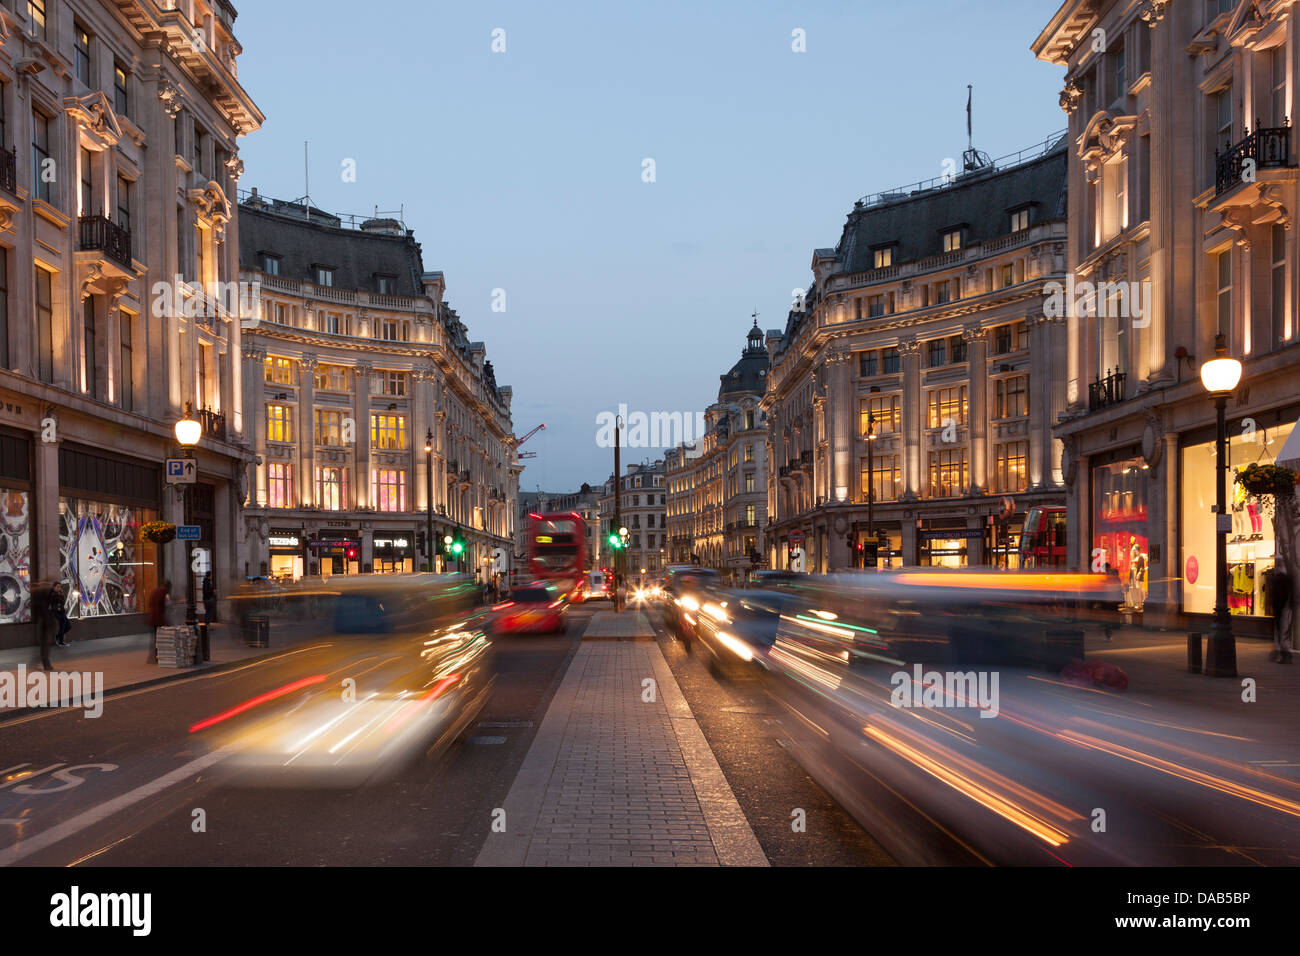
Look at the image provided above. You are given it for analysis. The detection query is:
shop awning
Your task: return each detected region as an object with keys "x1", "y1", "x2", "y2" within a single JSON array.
[{"x1": 1278, "y1": 416, "x2": 1300, "y2": 469}]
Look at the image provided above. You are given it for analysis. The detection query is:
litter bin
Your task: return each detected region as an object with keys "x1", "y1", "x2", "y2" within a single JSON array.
[{"x1": 245, "y1": 614, "x2": 270, "y2": 648}]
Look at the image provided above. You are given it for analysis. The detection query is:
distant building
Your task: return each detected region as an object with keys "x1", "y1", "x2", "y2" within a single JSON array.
[
  {"x1": 238, "y1": 193, "x2": 517, "y2": 580},
  {"x1": 516, "y1": 485, "x2": 602, "y2": 574},
  {"x1": 600, "y1": 460, "x2": 667, "y2": 584},
  {"x1": 666, "y1": 320, "x2": 769, "y2": 582},
  {"x1": 763, "y1": 134, "x2": 1070, "y2": 571}
]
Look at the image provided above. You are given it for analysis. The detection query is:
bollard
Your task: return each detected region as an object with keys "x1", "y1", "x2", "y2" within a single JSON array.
[{"x1": 1187, "y1": 631, "x2": 1203, "y2": 673}]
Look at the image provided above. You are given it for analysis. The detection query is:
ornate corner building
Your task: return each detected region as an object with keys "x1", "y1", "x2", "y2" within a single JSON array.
[
  {"x1": 1035, "y1": 0, "x2": 1299, "y2": 633},
  {"x1": 0, "y1": 0, "x2": 261, "y2": 647},
  {"x1": 238, "y1": 193, "x2": 517, "y2": 581},
  {"x1": 762, "y1": 137, "x2": 1071, "y2": 572},
  {"x1": 665, "y1": 320, "x2": 769, "y2": 582}
]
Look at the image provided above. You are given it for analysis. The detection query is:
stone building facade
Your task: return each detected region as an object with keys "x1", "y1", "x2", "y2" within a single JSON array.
[
  {"x1": 0, "y1": 0, "x2": 261, "y2": 647},
  {"x1": 763, "y1": 136, "x2": 1071, "y2": 573},
  {"x1": 599, "y1": 459, "x2": 666, "y2": 585},
  {"x1": 1035, "y1": 0, "x2": 1300, "y2": 633},
  {"x1": 666, "y1": 320, "x2": 769, "y2": 582},
  {"x1": 238, "y1": 193, "x2": 517, "y2": 583}
]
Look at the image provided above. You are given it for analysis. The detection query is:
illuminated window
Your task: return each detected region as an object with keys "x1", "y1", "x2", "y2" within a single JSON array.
[
  {"x1": 371, "y1": 469, "x2": 407, "y2": 512},
  {"x1": 370, "y1": 413, "x2": 408, "y2": 450},
  {"x1": 314, "y1": 466, "x2": 347, "y2": 511},
  {"x1": 861, "y1": 395, "x2": 899, "y2": 435},
  {"x1": 267, "y1": 463, "x2": 293, "y2": 508},
  {"x1": 860, "y1": 455, "x2": 900, "y2": 502},
  {"x1": 873, "y1": 247, "x2": 893, "y2": 269},
  {"x1": 927, "y1": 386, "x2": 967, "y2": 428},
  {"x1": 995, "y1": 375, "x2": 1029, "y2": 418},
  {"x1": 942, "y1": 229, "x2": 962, "y2": 252},
  {"x1": 266, "y1": 404, "x2": 294, "y2": 443},
  {"x1": 313, "y1": 364, "x2": 350, "y2": 391},
  {"x1": 314, "y1": 409, "x2": 344, "y2": 446},
  {"x1": 927, "y1": 448, "x2": 968, "y2": 497},
  {"x1": 994, "y1": 442, "x2": 1028, "y2": 493},
  {"x1": 1010, "y1": 208, "x2": 1030, "y2": 233},
  {"x1": 264, "y1": 355, "x2": 295, "y2": 385}
]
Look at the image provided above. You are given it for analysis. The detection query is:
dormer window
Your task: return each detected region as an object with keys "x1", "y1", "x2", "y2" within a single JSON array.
[
  {"x1": 375, "y1": 274, "x2": 396, "y2": 295},
  {"x1": 260, "y1": 253, "x2": 280, "y2": 275},
  {"x1": 942, "y1": 229, "x2": 963, "y2": 253},
  {"x1": 1010, "y1": 207, "x2": 1031, "y2": 233},
  {"x1": 315, "y1": 266, "x2": 335, "y2": 287},
  {"x1": 873, "y1": 246, "x2": 894, "y2": 269}
]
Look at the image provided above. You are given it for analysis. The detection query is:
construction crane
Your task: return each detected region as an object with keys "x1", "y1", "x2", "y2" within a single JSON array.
[{"x1": 514, "y1": 423, "x2": 546, "y2": 460}]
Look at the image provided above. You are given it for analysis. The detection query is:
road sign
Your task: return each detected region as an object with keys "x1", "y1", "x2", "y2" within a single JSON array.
[
  {"x1": 165, "y1": 458, "x2": 196, "y2": 484},
  {"x1": 177, "y1": 525, "x2": 201, "y2": 541},
  {"x1": 790, "y1": 547, "x2": 806, "y2": 573},
  {"x1": 492, "y1": 547, "x2": 507, "y2": 574},
  {"x1": 789, "y1": 529, "x2": 805, "y2": 544}
]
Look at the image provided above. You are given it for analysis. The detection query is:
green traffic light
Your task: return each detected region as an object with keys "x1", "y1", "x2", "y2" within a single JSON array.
[{"x1": 452, "y1": 541, "x2": 463, "y2": 554}]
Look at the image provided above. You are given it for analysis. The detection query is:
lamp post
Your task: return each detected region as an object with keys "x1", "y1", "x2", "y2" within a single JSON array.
[
  {"x1": 425, "y1": 429, "x2": 434, "y2": 572},
  {"x1": 1200, "y1": 333, "x2": 1244, "y2": 678},
  {"x1": 174, "y1": 403, "x2": 201, "y2": 658}
]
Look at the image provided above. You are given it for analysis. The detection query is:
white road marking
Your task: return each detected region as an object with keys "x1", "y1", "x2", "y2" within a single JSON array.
[{"x1": 0, "y1": 749, "x2": 230, "y2": 866}]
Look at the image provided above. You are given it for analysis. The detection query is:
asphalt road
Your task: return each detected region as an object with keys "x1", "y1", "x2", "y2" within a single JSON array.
[{"x1": 0, "y1": 601, "x2": 897, "y2": 867}]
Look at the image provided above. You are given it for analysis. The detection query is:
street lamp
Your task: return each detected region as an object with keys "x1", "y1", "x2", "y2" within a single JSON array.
[
  {"x1": 865, "y1": 412, "x2": 877, "y2": 569},
  {"x1": 174, "y1": 403, "x2": 202, "y2": 658},
  {"x1": 1200, "y1": 333, "x2": 1243, "y2": 678},
  {"x1": 425, "y1": 429, "x2": 434, "y2": 572}
]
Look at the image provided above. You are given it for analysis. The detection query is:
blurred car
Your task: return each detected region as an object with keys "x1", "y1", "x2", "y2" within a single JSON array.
[
  {"x1": 205, "y1": 618, "x2": 496, "y2": 788},
  {"x1": 489, "y1": 581, "x2": 568, "y2": 634},
  {"x1": 692, "y1": 589, "x2": 807, "y2": 678},
  {"x1": 747, "y1": 568, "x2": 807, "y2": 589},
  {"x1": 578, "y1": 570, "x2": 614, "y2": 603},
  {"x1": 662, "y1": 566, "x2": 721, "y2": 649}
]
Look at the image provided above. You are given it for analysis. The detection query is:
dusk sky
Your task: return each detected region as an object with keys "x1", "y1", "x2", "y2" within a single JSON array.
[{"x1": 234, "y1": 0, "x2": 1066, "y2": 492}]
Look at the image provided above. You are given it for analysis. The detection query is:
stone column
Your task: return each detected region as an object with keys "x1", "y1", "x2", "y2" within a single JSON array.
[
  {"x1": 899, "y1": 336, "x2": 922, "y2": 496},
  {"x1": 299, "y1": 355, "x2": 317, "y2": 506},
  {"x1": 354, "y1": 362, "x2": 372, "y2": 510},
  {"x1": 829, "y1": 346, "x2": 853, "y2": 504},
  {"x1": 965, "y1": 325, "x2": 988, "y2": 492}
]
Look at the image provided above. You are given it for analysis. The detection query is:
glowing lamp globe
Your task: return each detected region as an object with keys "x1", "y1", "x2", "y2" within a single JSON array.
[
  {"x1": 1200, "y1": 334, "x2": 1242, "y2": 394},
  {"x1": 175, "y1": 405, "x2": 202, "y2": 446}
]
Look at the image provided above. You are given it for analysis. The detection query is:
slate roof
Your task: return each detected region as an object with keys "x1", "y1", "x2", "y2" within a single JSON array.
[
  {"x1": 718, "y1": 321, "x2": 770, "y2": 403},
  {"x1": 238, "y1": 198, "x2": 426, "y2": 296}
]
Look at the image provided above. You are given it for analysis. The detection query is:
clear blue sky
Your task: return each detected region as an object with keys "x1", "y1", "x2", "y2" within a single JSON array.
[{"x1": 234, "y1": 0, "x2": 1066, "y2": 491}]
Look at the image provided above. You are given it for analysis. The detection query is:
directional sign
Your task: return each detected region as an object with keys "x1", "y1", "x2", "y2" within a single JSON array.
[
  {"x1": 165, "y1": 458, "x2": 197, "y2": 484},
  {"x1": 177, "y1": 525, "x2": 201, "y2": 541}
]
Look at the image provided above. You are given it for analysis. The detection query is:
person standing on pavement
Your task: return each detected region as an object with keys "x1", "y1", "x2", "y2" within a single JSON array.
[
  {"x1": 1266, "y1": 563, "x2": 1294, "y2": 663},
  {"x1": 202, "y1": 573, "x2": 217, "y2": 626},
  {"x1": 146, "y1": 579, "x2": 170, "y2": 664},
  {"x1": 30, "y1": 578, "x2": 54, "y2": 670},
  {"x1": 50, "y1": 582, "x2": 72, "y2": 646}
]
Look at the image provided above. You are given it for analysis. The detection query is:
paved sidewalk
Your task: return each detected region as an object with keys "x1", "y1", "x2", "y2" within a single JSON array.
[
  {"x1": 581, "y1": 610, "x2": 655, "y2": 640},
  {"x1": 476, "y1": 624, "x2": 767, "y2": 866}
]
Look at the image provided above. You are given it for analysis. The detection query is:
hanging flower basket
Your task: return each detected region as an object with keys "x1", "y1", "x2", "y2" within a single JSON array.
[
  {"x1": 1236, "y1": 463, "x2": 1299, "y2": 499},
  {"x1": 140, "y1": 520, "x2": 177, "y2": 544}
]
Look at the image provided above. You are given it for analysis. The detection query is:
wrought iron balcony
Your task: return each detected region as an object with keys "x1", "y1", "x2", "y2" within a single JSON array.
[
  {"x1": 78, "y1": 215, "x2": 133, "y2": 269},
  {"x1": 1215, "y1": 121, "x2": 1293, "y2": 195},
  {"x1": 1088, "y1": 368, "x2": 1127, "y2": 412},
  {"x1": 0, "y1": 147, "x2": 15, "y2": 196},
  {"x1": 198, "y1": 406, "x2": 226, "y2": 442}
]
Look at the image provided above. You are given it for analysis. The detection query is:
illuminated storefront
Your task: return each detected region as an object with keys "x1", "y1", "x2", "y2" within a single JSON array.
[
  {"x1": 1181, "y1": 419, "x2": 1295, "y2": 619},
  {"x1": 919, "y1": 522, "x2": 981, "y2": 568},
  {"x1": 0, "y1": 433, "x2": 32, "y2": 625},
  {"x1": 1091, "y1": 456, "x2": 1150, "y2": 611},
  {"x1": 372, "y1": 533, "x2": 414, "y2": 574},
  {"x1": 267, "y1": 529, "x2": 304, "y2": 581}
]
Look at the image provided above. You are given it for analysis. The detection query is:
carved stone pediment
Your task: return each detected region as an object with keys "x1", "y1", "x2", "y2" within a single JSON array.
[{"x1": 64, "y1": 91, "x2": 126, "y2": 150}]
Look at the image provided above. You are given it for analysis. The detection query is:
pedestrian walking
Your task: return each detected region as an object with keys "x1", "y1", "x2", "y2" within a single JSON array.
[
  {"x1": 146, "y1": 579, "x2": 170, "y2": 664},
  {"x1": 1265, "y1": 563, "x2": 1294, "y2": 664},
  {"x1": 30, "y1": 578, "x2": 54, "y2": 670},
  {"x1": 50, "y1": 582, "x2": 72, "y2": 646},
  {"x1": 202, "y1": 573, "x2": 217, "y2": 626}
]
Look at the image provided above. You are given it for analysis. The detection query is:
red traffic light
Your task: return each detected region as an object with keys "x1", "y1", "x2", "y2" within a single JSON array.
[{"x1": 346, "y1": 547, "x2": 357, "y2": 559}]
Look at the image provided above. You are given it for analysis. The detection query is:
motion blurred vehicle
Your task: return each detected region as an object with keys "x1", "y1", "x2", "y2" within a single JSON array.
[
  {"x1": 526, "y1": 511, "x2": 586, "y2": 598},
  {"x1": 662, "y1": 566, "x2": 721, "y2": 649},
  {"x1": 746, "y1": 568, "x2": 807, "y2": 589},
  {"x1": 489, "y1": 580, "x2": 568, "y2": 634},
  {"x1": 579, "y1": 569, "x2": 614, "y2": 603},
  {"x1": 691, "y1": 589, "x2": 806, "y2": 679},
  {"x1": 201, "y1": 616, "x2": 496, "y2": 788},
  {"x1": 1019, "y1": 506, "x2": 1068, "y2": 568}
]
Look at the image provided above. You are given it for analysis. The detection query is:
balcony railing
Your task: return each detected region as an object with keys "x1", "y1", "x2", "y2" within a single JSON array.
[
  {"x1": 78, "y1": 215, "x2": 133, "y2": 269},
  {"x1": 1088, "y1": 368, "x2": 1127, "y2": 412},
  {"x1": 1215, "y1": 121, "x2": 1293, "y2": 195},
  {"x1": 0, "y1": 147, "x2": 15, "y2": 196},
  {"x1": 198, "y1": 406, "x2": 226, "y2": 442}
]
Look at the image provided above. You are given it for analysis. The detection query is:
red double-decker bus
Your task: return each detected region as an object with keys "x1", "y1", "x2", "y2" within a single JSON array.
[
  {"x1": 526, "y1": 511, "x2": 586, "y2": 596},
  {"x1": 1018, "y1": 506, "x2": 1068, "y2": 568}
]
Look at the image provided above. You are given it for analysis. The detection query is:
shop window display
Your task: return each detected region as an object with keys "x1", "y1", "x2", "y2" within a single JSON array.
[
  {"x1": 1182, "y1": 422, "x2": 1294, "y2": 617},
  {"x1": 0, "y1": 490, "x2": 31, "y2": 623},
  {"x1": 58, "y1": 498, "x2": 157, "y2": 619},
  {"x1": 1091, "y1": 458, "x2": 1149, "y2": 611}
]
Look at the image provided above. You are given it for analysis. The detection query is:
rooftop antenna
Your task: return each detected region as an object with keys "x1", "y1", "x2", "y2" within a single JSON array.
[
  {"x1": 303, "y1": 141, "x2": 311, "y2": 221},
  {"x1": 963, "y1": 85, "x2": 991, "y2": 172}
]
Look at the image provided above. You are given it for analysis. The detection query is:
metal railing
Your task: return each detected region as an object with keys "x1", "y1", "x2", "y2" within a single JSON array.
[
  {"x1": 1088, "y1": 368, "x2": 1127, "y2": 412},
  {"x1": 1216, "y1": 122, "x2": 1292, "y2": 195},
  {"x1": 198, "y1": 406, "x2": 227, "y2": 441},
  {"x1": 78, "y1": 215, "x2": 133, "y2": 269},
  {"x1": 0, "y1": 147, "x2": 15, "y2": 195}
]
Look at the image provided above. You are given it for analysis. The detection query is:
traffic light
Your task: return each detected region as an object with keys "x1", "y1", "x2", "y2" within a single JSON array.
[{"x1": 607, "y1": 532, "x2": 622, "y2": 550}]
